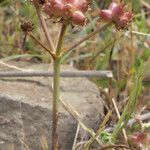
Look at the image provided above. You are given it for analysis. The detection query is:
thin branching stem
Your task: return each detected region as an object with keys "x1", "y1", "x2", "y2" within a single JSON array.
[
  {"x1": 33, "y1": 0, "x2": 55, "y2": 52},
  {"x1": 22, "y1": 33, "x2": 27, "y2": 52},
  {"x1": 108, "y1": 33, "x2": 117, "y2": 107},
  {"x1": 52, "y1": 22, "x2": 68, "y2": 150},
  {"x1": 62, "y1": 23, "x2": 111, "y2": 57},
  {"x1": 27, "y1": 32, "x2": 56, "y2": 59}
]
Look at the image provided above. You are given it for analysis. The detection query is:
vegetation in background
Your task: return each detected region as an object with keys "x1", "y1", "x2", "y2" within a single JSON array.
[{"x1": 0, "y1": 0, "x2": 149, "y2": 150}]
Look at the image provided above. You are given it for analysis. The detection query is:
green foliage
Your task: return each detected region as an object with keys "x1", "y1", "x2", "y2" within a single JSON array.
[
  {"x1": 0, "y1": 0, "x2": 10, "y2": 6},
  {"x1": 0, "y1": 0, "x2": 149, "y2": 149},
  {"x1": 131, "y1": 0, "x2": 141, "y2": 13},
  {"x1": 19, "y1": 1, "x2": 37, "y2": 24},
  {"x1": 43, "y1": 147, "x2": 48, "y2": 150},
  {"x1": 0, "y1": 0, "x2": 41, "y2": 59},
  {"x1": 135, "y1": 16, "x2": 147, "y2": 33},
  {"x1": 142, "y1": 48, "x2": 150, "y2": 61},
  {"x1": 100, "y1": 131, "x2": 112, "y2": 143},
  {"x1": 112, "y1": 56, "x2": 146, "y2": 142}
]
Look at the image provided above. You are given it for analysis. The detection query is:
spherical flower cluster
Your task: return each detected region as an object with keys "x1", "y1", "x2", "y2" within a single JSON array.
[
  {"x1": 21, "y1": 21, "x2": 34, "y2": 32},
  {"x1": 42, "y1": 0, "x2": 89, "y2": 26},
  {"x1": 99, "y1": 1, "x2": 133, "y2": 29}
]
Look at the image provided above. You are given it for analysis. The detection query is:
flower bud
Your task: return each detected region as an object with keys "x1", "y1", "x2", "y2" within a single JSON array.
[
  {"x1": 99, "y1": 1, "x2": 133, "y2": 30},
  {"x1": 72, "y1": 11, "x2": 86, "y2": 25},
  {"x1": 116, "y1": 17, "x2": 128, "y2": 29},
  {"x1": 116, "y1": 12, "x2": 133, "y2": 29},
  {"x1": 99, "y1": 10, "x2": 112, "y2": 21},
  {"x1": 123, "y1": 12, "x2": 133, "y2": 21},
  {"x1": 75, "y1": 0, "x2": 89, "y2": 13},
  {"x1": 52, "y1": 2, "x2": 65, "y2": 16},
  {"x1": 109, "y1": 2, "x2": 124, "y2": 18},
  {"x1": 42, "y1": 0, "x2": 88, "y2": 25}
]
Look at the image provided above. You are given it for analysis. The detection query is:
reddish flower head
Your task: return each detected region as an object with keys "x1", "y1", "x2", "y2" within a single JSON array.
[
  {"x1": 109, "y1": 2, "x2": 124, "y2": 18},
  {"x1": 42, "y1": 0, "x2": 89, "y2": 25},
  {"x1": 130, "y1": 132, "x2": 150, "y2": 148},
  {"x1": 116, "y1": 12, "x2": 133, "y2": 29},
  {"x1": 99, "y1": 1, "x2": 133, "y2": 29}
]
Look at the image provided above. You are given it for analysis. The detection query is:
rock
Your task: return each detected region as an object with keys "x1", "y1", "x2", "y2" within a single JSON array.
[{"x1": 0, "y1": 62, "x2": 103, "y2": 150}]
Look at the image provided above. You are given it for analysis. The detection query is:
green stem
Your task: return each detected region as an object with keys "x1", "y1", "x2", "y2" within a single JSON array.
[{"x1": 52, "y1": 22, "x2": 67, "y2": 150}]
